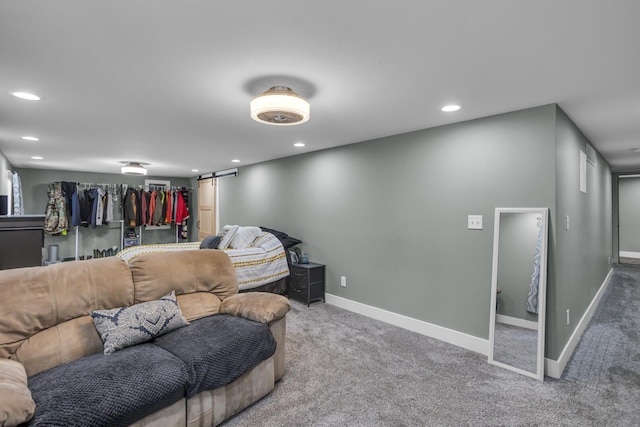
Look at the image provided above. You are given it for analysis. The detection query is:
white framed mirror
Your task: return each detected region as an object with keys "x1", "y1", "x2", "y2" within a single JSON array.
[{"x1": 488, "y1": 207, "x2": 549, "y2": 380}]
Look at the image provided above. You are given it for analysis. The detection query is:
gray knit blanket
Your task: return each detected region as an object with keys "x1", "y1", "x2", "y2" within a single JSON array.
[{"x1": 26, "y1": 314, "x2": 276, "y2": 426}]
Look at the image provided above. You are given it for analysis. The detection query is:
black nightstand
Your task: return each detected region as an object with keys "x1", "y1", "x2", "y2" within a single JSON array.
[{"x1": 288, "y1": 262, "x2": 325, "y2": 306}]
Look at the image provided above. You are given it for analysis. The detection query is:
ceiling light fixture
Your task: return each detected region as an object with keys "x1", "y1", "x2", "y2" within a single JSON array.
[
  {"x1": 31, "y1": 156, "x2": 44, "y2": 160},
  {"x1": 121, "y1": 162, "x2": 148, "y2": 175},
  {"x1": 22, "y1": 136, "x2": 40, "y2": 141},
  {"x1": 441, "y1": 104, "x2": 461, "y2": 112},
  {"x1": 12, "y1": 92, "x2": 41, "y2": 101},
  {"x1": 294, "y1": 142, "x2": 305, "y2": 147},
  {"x1": 250, "y1": 86, "x2": 310, "y2": 126},
  {"x1": 231, "y1": 159, "x2": 241, "y2": 163}
]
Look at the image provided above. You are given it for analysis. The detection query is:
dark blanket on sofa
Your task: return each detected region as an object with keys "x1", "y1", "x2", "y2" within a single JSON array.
[
  {"x1": 26, "y1": 343, "x2": 188, "y2": 427},
  {"x1": 152, "y1": 314, "x2": 277, "y2": 398}
]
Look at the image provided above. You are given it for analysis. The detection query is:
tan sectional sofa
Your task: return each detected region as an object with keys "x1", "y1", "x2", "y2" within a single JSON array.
[{"x1": 0, "y1": 249, "x2": 290, "y2": 426}]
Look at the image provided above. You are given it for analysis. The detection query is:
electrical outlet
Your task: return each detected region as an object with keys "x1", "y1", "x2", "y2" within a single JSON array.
[
  {"x1": 340, "y1": 276, "x2": 347, "y2": 288},
  {"x1": 566, "y1": 309, "x2": 570, "y2": 326},
  {"x1": 468, "y1": 215, "x2": 483, "y2": 230}
]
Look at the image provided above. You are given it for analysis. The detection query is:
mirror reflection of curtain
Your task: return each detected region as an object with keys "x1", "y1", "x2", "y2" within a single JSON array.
[{"x1": 526, "y1": 217, "x2": 543, "y2": 314}]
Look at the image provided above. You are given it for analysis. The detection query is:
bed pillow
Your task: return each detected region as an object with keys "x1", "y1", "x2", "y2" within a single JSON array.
[
  {"x1": 91, "y1": 291, "x2": 189, "y2": 355},
  {"x1": 200, "y1": 234, "x2": 221, "y2": 249},
  {"x1": 217, "y1": 225, "x2": 240, "y2": 250},
  {"x1": 259, "y1": 226, "x2": 302, "y2": 248},
  {"x1": 230, "y1": 226, "x2": 262, "y2": 249}
]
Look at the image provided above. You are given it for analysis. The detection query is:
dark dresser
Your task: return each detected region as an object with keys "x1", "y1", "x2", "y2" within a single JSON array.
[
  {"x1": 288, "y1": 262, "x2": 325, "y2": 306},
  {"x1": 0, "y1": 215, "x2": 45, "y2": 269}
]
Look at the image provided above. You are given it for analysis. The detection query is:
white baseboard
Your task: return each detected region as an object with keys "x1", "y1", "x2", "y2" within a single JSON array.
[
  {"x1": 544, "y1": 268, "x2": 614, "y2": 379},
  {"x1": 496, "y1": 314, "x2": 538, "y2": 330},
  {"x1": 325, "y1": 294, "x2": 489, "y2": 355},
  {"x1": 619, "y1": 251, "x2": 640, "y2": 259},
  {"x1": 327, "y1": 267, "x2": 613, "y2": 380}
]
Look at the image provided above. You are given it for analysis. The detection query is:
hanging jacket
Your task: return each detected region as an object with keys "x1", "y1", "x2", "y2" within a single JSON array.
[
  {"x1": 148, "y1": 190, "x2": 156, "y2": 225},
  {"x1": 136, "y1": 188, "x2": 143, "y2": 226},
  {"x1": 95, "y1": 188, "x2": 105, "y2": 226},
  {"x1": 153, "y1": 190, "x2": 163, "y2": 225},
  {"x1": 60, "y1": 181, "x2": 76, "y2": 218},
  {"x1": 140, "y1": 190, "x2": 148, "y2": 225},
  {"x1": 87, "y1": 188, "x2": 99, "y2": 228},
  {"x1": 179, "y1": 189, "x2": 190, "y2": 239},
  {"x1": 124, "y1": 187, "x2": 138, "y2": 227},
  {"x1": 71, "y1": 187, "x2": 81, "y2": 226},
  {"x1": 44, "y1": 182, "x2": 69, "y2": 235},
  {"x1": 165, "y1": 190, "x2": 172, "y2": 224},
  {"x1": 175, "y1": 191, "x2": 189, "y2": 223},
  {"x1": 105, "y1": 191, "x2": 114, "y2": 224}
]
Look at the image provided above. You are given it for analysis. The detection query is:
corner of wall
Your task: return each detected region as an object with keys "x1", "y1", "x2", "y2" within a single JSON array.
[{"x1": 550, "y1": 107, "x2": 613, "y2": 360}]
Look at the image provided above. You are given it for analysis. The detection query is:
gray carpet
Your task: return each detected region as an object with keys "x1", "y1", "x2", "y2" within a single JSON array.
[
  {"x1": 223, "y1": 266, "x2": 640, "y2": 426},
  {"x1": 493, "y1": 323, "x2": 538, "y2": 374}
]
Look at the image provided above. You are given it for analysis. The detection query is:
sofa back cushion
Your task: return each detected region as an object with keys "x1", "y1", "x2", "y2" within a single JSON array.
[
  {"x1": 128, "y1": 250, "x2": 238, "y2": 321},
  {"x1": 0, "y1": 257, "x2": 134, "y2": 376}
]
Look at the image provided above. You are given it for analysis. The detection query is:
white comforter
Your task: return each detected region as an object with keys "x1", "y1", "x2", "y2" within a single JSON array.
[{"x1": 116, "y1": 232, "x2": 290, "y2": 291}]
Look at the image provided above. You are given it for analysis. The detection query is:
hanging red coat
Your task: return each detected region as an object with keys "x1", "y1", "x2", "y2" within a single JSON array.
[{"x1": 175, "y1": 191, "x2": 189, "y2": 223}]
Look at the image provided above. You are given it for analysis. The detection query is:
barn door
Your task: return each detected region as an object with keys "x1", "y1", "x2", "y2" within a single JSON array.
[{"x1": 197, "y1": 178, "x2": 216, "y2": 241}]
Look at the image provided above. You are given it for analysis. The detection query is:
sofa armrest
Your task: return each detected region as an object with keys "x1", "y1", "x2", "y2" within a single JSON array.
[
  {"x1": 0, "y1": 359, "x2": 35, "y2": 426},
  {"x1": 219, "y1": 292, "x2": 290, "y2": 323}
]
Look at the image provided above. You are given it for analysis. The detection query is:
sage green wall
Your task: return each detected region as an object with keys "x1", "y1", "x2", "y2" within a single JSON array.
[
  {"x1": 496, "y1": 212, "x2": 539, "y2": 322},
  {"x1": 550, "y1": 108, "x2": 612, "y2": 359},
  {"x1": 618, "y1": 176, "x2": 640, "y2": 253},
  {"x1": 612, "y1": 174, "x2": 620, "y2": 264},
  {"x1": 220, "y1": 105, "x2": 557, "y2": 340},
  {"x1": 15, "y1": 168, "x2": 193, "y2": 261}
]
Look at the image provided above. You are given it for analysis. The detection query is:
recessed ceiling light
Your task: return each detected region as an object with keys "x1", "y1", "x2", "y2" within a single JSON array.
[
  {"x1": 22, "y1": 136, "x2": 39, "y2": 141},
  {"x1": 192, "y1": 169, "x2": 199, "y2": 172},
  {"x1": 231, "y1": 159, "x2": 241, "y2": 163},
  {"x1": 31, "y1": 156, "x2": 44, "y2": 160},
  {"x1": 12, "y1": 92, "x2": 41, "y2": 101},
  {"x1": 441, "y1": 104, "x2": 461, "y2": 112},
  {"x1": 294, "y1": 142, "x2": 306, "y2": 147}
]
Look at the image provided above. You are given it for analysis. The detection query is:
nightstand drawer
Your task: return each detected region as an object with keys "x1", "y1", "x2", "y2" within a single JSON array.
[
  {"x1": 289, "y1": 274, "x2": 308, "y2": 294},
  {"x1": 288, "y1": 262, "x2": 325, "y2": 306},
  {"x1": 291, "y1": 268, "x2": 309, "y2": 284}
]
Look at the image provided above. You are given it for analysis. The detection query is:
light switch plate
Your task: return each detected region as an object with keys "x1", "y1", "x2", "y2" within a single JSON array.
[{"x1": 468, "y1": 215, "x2": 483, "y2": 230}]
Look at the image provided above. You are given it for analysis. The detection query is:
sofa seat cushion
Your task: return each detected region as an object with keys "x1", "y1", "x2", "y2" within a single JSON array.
[
  {"x1": 152, "y1": 314, "x2": 276, "y2": 398},
  {"x1": 26, "y1": 343, "x2": 188, "y2": 427}
]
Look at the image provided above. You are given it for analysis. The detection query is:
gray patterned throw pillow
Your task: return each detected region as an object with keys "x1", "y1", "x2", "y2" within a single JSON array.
[{"x1": 91, "y1": 291, "x2": 189, "y2": 354}]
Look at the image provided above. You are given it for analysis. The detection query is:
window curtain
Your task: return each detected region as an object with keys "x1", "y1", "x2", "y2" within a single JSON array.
[{"x1": 12, "y1": 171, "x2": 24, "y2": 215}]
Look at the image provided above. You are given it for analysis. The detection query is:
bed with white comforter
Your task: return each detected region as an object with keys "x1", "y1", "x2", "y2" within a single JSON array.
[{"x1": 116, "y1": 232, "x2": 289, "y2": 292}]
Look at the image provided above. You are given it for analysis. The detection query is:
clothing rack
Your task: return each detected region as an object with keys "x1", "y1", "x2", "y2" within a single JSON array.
[
  {"x1": 55, "y1": 182, "x2": 191, "y2": 259},
  {"x1": 77, "y1": 182, "x2": 120, "y2": 191},
  {"x1": 123, "y1": 184, "x2": 193, "y2": 191},
  {"x1": 122, "y1": 185, "x2": 192, "y2": 244}
]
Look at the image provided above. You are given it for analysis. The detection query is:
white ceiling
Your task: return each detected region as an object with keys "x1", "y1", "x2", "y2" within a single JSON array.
[{"x1": 1, "y1": 1, "x2": 640, "y2": 177}]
